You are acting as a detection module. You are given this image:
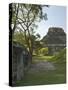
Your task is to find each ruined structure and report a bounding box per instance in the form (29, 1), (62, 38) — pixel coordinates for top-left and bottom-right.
(42, 27), (66, 55)
(12, 41), (30, 85)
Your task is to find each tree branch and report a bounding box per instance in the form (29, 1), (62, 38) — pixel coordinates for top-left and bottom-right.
(17, 20), (26, 31)
(17, 17), (27, 26)
(12, 3), (19, 34)
(16, 26), (23, 32)
(28, 14), (36, 27)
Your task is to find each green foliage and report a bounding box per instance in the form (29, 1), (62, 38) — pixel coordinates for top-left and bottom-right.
(13, 31), (27, 47)
(39, 47), (48, 55)
(11, 3), (48, 60)
(33, 56), (53, 62)
(49, 48), (66, 63)
(34, 41), (43, 55)
(13, 31), (42, 55)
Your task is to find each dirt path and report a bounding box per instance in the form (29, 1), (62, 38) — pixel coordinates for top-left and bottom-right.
(28, 60), (56, 73)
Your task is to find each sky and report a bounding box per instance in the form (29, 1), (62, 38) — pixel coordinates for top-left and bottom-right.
(35, 5), (66, 39)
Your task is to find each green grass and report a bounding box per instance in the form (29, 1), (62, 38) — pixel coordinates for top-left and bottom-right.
(32, 55), (53, 64)
(16, 48), (66, 86)
(49, 48), (66, 63)
(16, 63), (66, 86)
(33, 55), (53, 61)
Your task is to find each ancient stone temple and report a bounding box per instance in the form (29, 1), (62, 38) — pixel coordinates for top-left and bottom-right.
(42, 27), (66, 55)
(12, 41), (30, 85)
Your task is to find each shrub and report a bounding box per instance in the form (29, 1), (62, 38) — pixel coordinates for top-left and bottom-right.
(50, 48), (66, 63)
(39, 47), (48, 56)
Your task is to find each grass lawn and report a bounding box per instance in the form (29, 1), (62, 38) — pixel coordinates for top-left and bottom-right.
(15, 49), (66, 86)
(16, 63), (66, 86)
(32, 55), (53, 62)
(16, 55), (66, 86)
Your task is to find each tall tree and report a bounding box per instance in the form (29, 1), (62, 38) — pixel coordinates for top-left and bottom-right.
(9, 3), (19, 34)
(11, 3), (48, 63)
